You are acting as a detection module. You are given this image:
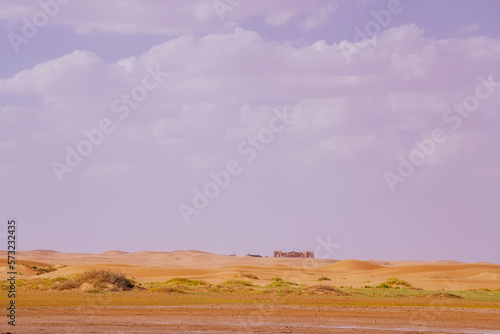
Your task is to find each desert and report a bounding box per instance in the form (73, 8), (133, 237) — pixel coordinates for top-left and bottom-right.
(1, 250), (499, 333)
(3, 1), (500, 333)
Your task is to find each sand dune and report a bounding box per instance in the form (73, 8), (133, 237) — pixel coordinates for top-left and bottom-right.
(7, 249), (336, 268)
(321, 260), (384, 271)
(22, 249), (60, 255)
(367, 263), (500, 278)
(1, 250), (499, 290)
(468, 272), (500, 280)
(0, 258), (52, 267)
(101, 250), (130, 256)
(429, 260), (463, 265)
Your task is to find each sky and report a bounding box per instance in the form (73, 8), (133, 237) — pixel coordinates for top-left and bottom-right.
(1, 0), (499, 263)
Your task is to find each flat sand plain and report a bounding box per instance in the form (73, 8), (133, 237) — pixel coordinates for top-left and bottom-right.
(13, 305), (500, 333)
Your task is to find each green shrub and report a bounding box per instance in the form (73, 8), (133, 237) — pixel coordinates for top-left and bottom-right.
(55, 269), (134, 291)
(241, 273), (259, 280)
(308, 285), (348, 295)
(430, 292), (463, 299)
(277, 287), (295, 295)
(376, 278), (414, 289)
(318, 276), (331, 281)
(386, 278), (412, 287)
(79, 270), (134, 290)
(222, 279), (253, 287)
(149, 285), (185, 293)
(267, 277), (298, 288)
(22, 264), (58, 275)
(165, 278), (207, 286)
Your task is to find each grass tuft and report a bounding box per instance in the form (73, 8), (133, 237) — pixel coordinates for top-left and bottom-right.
(21, 264), (59, 275)
(222, 279), (254, 287)
(430, 291), (463, 299)
(164, 278), (207, 286)
(267, 277), (298, 288)
(56, 269), (135, 292)
(146, 278), (209, 293)
(308, 285), (348, 295)
(241, 273), (259, 280)
(149, 285), (186, 294)
(376, 278), (419, 289)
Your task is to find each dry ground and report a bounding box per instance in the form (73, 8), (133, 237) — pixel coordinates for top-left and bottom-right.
(8, 304), (500, 333)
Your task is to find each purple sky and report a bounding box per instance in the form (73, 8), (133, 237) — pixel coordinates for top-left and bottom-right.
(1, 0), (499, 263)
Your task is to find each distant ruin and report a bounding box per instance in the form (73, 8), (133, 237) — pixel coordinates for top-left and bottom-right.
(273, 251), (314, 258)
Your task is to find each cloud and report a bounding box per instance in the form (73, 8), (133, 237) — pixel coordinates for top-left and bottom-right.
(1, 1), (500, 261)
(455, 22), (480, 36)
(0, 0), (344, 36)
(0, 50), (109, 96)
(295, 131), (399, 163)
(0, 24), (499, 188)
(4, 24), (500, 106)
(265, 11), (296, 26)
(299, 3), (338, 31)
(0, 2), (34, 22)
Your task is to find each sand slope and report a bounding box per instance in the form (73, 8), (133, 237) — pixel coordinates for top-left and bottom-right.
(2, 250), (335, 268)
(320, 260), (384, 271)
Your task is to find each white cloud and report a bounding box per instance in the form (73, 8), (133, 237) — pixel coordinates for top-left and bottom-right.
(1, 1), (500, 260)
(295, 131), (400, 165)
(455, 22), (480, 36)
(299, 3), (337, 31)
(0, 0), (345, 35)
(0, 24), (499, 186)
(265, 11), (296, 26)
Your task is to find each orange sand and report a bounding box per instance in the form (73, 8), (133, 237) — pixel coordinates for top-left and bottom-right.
(1, 250), (499, 290)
